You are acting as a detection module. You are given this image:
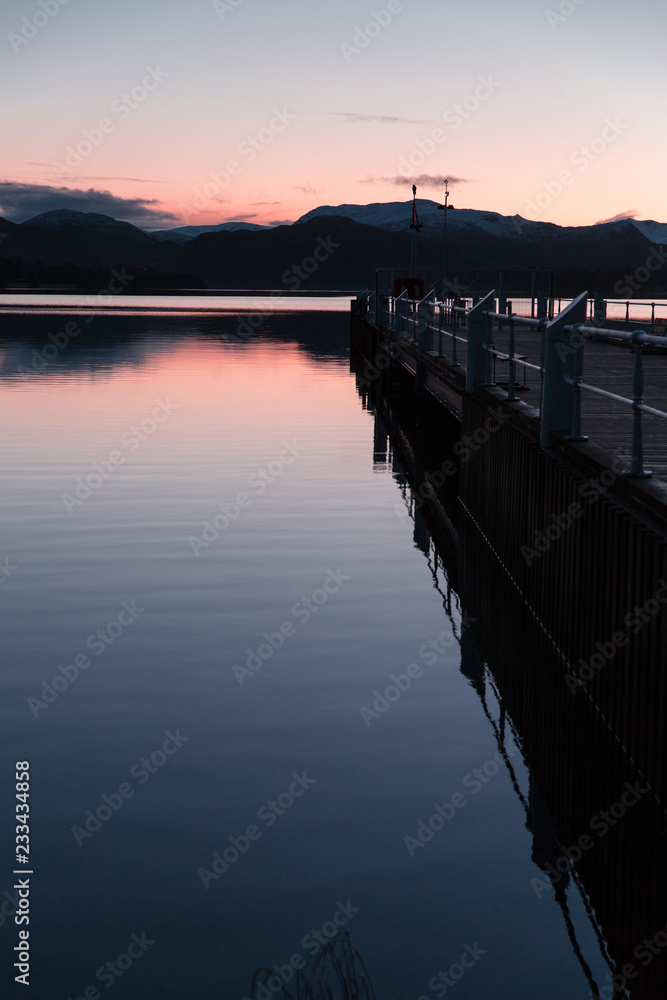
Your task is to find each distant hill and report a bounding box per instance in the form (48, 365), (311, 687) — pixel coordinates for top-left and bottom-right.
(1, 202), (665, 291)
(147, 221), (270, 244)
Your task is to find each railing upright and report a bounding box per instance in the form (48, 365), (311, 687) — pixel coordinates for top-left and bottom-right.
(507, 315), (517, 402)
(540, 291), (588, 449)
(451, 302), (459, 367)
(483, 302), (495, 387)
(626, 331), (652, 478)
(417, 290), (436, 354)
(565, 324), (588, 442)
(466, 291), (496, 393)
(437, 304), (444, 357)
(394, 290), (408, 339)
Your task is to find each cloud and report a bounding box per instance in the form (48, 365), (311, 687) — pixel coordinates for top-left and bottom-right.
(269, 220), (293, 227)
(594, 209), (638, 225)
(75, 176), (169, 184)
(26, 166), (166, 184)
(360, 174), (471, 189)
(251, 200), (280, 206)
(0, 181), (178, 225)
(324, 112), (435, 125)
(294, 184), (322, 195)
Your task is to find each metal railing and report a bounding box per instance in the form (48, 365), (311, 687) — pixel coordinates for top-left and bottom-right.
(358, 288), (667, 478)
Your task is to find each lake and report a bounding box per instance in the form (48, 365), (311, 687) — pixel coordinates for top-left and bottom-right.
(0, 298), (644, 999)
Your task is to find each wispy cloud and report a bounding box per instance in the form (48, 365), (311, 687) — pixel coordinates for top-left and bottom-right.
(270, 220), (293, 227)
(323, 112), (436, 125)
(75, 176), (169, 184)
(293, 184), (322, 196)
(594, 209), (638, 225)
(251, 200), (280, 206)
(0, 181), (178, 225)
(360, 174), (471, 189)
(26, 166), (166, 184)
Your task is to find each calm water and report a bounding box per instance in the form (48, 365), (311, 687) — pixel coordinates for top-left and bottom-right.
(0, 300), (620, 998)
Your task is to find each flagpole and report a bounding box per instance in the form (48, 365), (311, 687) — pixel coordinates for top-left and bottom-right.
(410, 183), (421, 281)
(437, 178), (455, 301)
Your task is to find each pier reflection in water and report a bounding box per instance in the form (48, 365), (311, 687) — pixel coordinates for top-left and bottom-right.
(352, 343), (667, 1000)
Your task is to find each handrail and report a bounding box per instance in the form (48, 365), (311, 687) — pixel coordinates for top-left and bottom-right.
(361, 290), (667, 478)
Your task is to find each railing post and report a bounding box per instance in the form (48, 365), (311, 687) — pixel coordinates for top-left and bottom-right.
(592, 293), (606, 341)
(466, 290), (496, 393)
(483, 310), (494, 386)
(438, 303), (444, 357)
(538, 320), (547, 416)
(507, 315), (518, 402)
(498, 293), (507, 331)
(394, 290), (407, 338)
(624, 331), (652, 478)
(451, 302), (459, 367)
(540, 291), (588, 449)
(537, 291), (547, 323)
(417, 290), (436, 355)
(565, 323), (588, 442)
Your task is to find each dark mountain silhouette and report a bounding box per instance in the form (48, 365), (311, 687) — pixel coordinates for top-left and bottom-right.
(0, 204), (663, 291)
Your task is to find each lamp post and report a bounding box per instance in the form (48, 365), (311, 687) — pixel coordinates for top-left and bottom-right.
(437, 179), (455, 301)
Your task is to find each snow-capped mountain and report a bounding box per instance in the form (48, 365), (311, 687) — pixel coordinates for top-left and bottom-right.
(629, 220), (667, 244)
(296, 200), (667, 247)
(295, 200), (539, 239)
(2, 200), (665, 289)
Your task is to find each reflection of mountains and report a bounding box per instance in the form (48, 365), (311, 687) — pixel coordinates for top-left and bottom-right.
(0, 311), (350, 379)
(352, 347), (667, 1000)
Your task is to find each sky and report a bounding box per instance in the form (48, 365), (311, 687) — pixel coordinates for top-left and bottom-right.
(1, 0), (665, 231)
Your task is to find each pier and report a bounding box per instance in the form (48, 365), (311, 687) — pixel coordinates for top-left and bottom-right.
(350, 309), (667, 998)
(351, 288), (667, 815)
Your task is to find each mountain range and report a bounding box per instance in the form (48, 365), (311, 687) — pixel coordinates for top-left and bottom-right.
(1, 201), (666, 291)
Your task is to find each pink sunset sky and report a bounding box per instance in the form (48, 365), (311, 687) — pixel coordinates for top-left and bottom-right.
(1, 0), (665, 231)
